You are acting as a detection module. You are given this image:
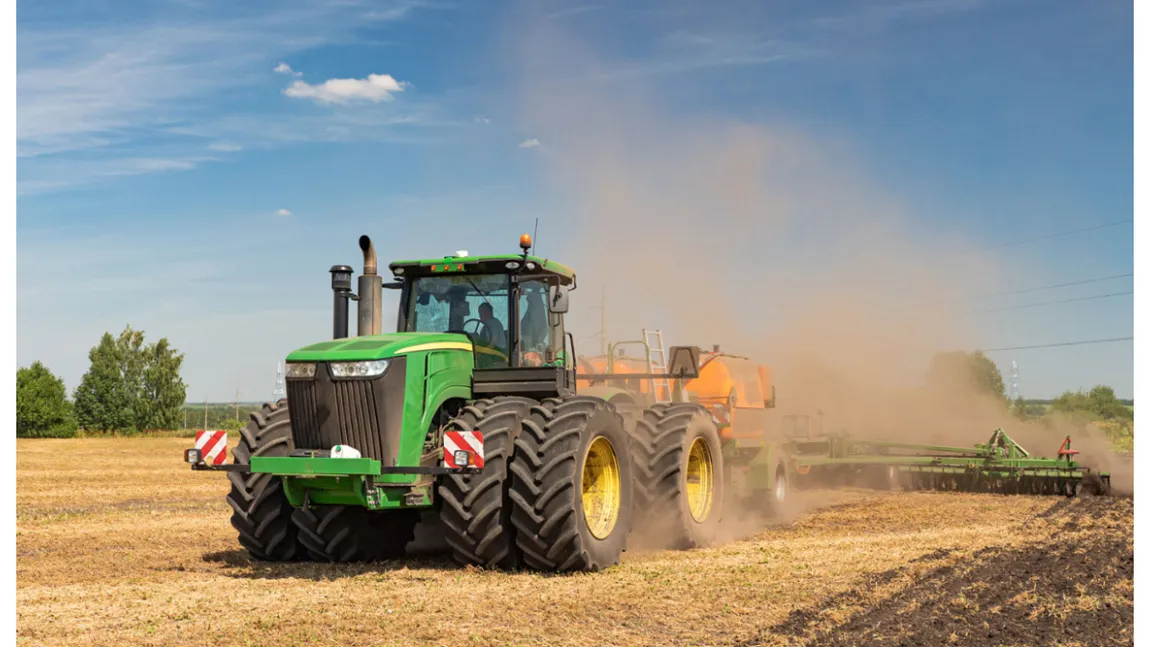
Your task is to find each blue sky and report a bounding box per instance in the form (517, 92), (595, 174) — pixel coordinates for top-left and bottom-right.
(16, 0), (1133, 402)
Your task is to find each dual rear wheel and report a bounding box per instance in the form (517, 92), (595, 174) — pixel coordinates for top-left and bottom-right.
(631, 403), (725, 550)
(508, 396), (634, 571)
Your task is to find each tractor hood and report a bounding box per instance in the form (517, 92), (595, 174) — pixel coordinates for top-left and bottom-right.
(285, 332), (473, 362)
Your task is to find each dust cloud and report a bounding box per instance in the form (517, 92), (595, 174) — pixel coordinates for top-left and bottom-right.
(504, 4), (1130, 509)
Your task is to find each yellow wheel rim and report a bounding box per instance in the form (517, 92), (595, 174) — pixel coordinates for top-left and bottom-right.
(686, 437), (715, 523)
(581, 436), (622, 540)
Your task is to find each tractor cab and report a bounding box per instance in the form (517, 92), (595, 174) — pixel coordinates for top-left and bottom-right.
(388, 235), (578, 399)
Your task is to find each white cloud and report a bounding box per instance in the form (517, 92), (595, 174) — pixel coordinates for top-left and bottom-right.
(474, 115), (491, 125)
(16, 1), (439, 190)
(518, 138), (541, 149)
(276, 208), (293, 217)
(274, 62), (302, 77)
(208, 141), (242, 152)
(283, 73), (407, 105)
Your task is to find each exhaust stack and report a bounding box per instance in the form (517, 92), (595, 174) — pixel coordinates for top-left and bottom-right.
(357, 235), (382, 337)
(330, 265), (354, 339)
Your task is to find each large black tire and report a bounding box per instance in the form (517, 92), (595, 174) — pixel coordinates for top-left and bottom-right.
(438, 396), (535, 569)
(509, 396), (634, 572)
(227, 399), (305, 561)
(632, 403), (725, 550)
(291, 505), (419, 563)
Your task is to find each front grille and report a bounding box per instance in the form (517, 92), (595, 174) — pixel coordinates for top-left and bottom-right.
(286, 380), (321, 449)
(285, 357), (407, 465)
(332, 379), (384, 460)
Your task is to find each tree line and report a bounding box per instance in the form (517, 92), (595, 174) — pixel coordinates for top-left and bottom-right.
(17, 326), (187, 437)
(181, 403), (265, 433)
(17, 337), (1133, 445)
(928, 350), (1133, 451)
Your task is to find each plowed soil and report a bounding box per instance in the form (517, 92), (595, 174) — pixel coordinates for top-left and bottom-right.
(17, 438), (1133, 647)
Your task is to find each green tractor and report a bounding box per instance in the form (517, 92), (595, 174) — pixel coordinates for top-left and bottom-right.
(189, 233), (714, 572)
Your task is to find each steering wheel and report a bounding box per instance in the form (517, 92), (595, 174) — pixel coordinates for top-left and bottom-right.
(462, 318), (489, 343)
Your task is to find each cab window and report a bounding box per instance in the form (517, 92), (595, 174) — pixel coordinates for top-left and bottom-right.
(407, 274), (511, 368)
(518, 279), (565, 367)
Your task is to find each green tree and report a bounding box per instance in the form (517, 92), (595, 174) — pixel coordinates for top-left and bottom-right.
(73, 332), (134, 432)
(73, 325), (188, 433)
(137, 337), (187, 431)
(927, 350), (1006, 402)
(1052, 384), (1132, 421)
(116, 326), (147, 420)
(16, 362), (77, 438)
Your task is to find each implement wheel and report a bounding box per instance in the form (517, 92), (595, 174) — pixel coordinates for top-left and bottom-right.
(632, 404), (725, 549)
(770, 465), (788, 511)
(1083, 473), (1110, 496)
(509, 396), (634, 572)
(438, 396), (535, 569)
(292, 505), (419, 563)
(885, 465), (903, 491)
(227, 399), (306, 561)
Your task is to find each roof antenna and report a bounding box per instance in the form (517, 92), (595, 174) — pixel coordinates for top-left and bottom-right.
(532, 217), (539, 257)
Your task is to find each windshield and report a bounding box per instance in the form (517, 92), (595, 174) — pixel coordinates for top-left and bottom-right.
(407, 274), (511, 367)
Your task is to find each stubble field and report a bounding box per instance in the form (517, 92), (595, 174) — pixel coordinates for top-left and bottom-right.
(17, 438), (1133, 647)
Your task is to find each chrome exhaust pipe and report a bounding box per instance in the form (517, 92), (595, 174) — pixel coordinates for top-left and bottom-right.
(357, 235), (382, 336)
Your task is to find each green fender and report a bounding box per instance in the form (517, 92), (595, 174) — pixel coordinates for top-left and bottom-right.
(419, 386), (471, 432)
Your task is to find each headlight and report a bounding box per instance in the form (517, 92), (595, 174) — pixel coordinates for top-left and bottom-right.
(286, 362), (316, 378)
(330, 359), (390, 378)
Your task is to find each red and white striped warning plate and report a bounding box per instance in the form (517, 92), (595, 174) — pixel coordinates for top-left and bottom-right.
(194, 430), (228, 466)
(707, 405), (731, 427)
(443, 430), (485, 469)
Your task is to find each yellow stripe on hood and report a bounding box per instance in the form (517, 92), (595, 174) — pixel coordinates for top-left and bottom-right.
(395, 341), (475, 354)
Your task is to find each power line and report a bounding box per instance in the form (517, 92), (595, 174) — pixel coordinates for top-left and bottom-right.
(979, 337), (1133, 353)
(979, 290), (1133, 312)
(977, 218), (1132, 252)
(974, 273), (1133, 298)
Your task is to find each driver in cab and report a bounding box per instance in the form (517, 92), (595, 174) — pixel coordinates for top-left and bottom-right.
(476, 302), (507, 353)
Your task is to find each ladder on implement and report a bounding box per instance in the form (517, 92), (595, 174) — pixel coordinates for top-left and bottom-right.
(642, 328), (673, 403)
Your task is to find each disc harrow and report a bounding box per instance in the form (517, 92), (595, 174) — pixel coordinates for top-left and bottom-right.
(798, 429), (1111, 497)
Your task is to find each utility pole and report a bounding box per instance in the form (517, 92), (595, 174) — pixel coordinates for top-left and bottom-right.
(183, 407), (187, 431)
(1011, 359), (1020, 401)
(235, 387), (241, 421)
(203, 397), (208, 430)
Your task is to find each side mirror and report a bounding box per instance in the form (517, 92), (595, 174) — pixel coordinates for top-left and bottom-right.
(765, 385), (776, 409)
(383, 281), (403, 290)
(667, 346), (701, 379)
(548, 284), (570, 314)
